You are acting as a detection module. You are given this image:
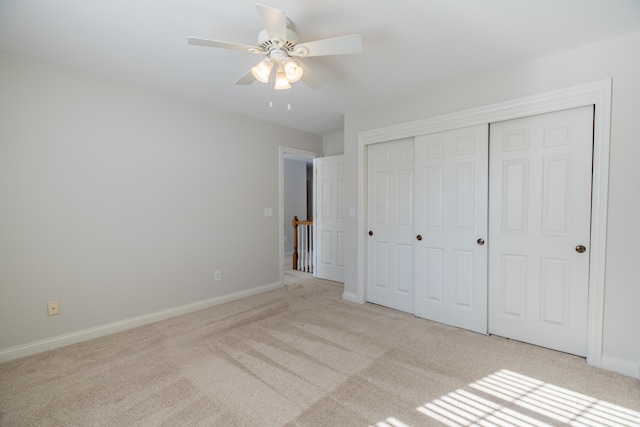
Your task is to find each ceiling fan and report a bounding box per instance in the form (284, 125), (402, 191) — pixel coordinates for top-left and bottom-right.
(187, 3), (362, 90)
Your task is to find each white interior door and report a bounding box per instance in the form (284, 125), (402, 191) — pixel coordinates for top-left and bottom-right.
(314, 155), (345, 282)
(488, 106), (593, 356)
(414, 125), (489, 333)
(367, 138), (414, 313)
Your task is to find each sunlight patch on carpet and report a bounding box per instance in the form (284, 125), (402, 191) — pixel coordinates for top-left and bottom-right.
(417, 369), (640, 426)
(370, 416), (411, 427)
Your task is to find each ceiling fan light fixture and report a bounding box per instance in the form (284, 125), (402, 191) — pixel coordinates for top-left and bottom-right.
(188, 4), (362, 91)
(274, 66), (291, 90)
(283, 58), (303, 83)
(251, 58), (273, 83)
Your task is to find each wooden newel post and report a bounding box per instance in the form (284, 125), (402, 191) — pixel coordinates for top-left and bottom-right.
(292, 216), (299, 270)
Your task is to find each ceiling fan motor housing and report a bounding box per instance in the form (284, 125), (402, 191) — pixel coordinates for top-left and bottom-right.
(257, 27), (298, 54)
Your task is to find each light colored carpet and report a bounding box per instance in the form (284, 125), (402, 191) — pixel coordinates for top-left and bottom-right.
(1, 273), (639, 426)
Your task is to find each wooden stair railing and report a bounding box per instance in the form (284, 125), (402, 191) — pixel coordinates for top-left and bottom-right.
(292, 215), (313, 272)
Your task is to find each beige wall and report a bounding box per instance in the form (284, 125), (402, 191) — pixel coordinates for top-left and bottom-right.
(0, 52), (322, 355)
(343, 30), (640, 378)
(323, 131), (345, 156)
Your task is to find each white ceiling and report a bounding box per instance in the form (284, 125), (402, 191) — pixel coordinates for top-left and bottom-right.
(1, 0), (639, 136)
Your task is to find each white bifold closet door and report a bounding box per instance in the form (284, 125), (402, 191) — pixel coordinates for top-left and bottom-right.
(365, 106), (593, 357)
(413, 125), (489, 334)
(488, 106), (593, 357)
(367, 138), (415, 313)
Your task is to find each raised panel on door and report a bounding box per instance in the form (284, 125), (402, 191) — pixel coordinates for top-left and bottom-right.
(489, 106), (593, 356)
(414, 125), (488, 333)
(367, 139), (415, 313)
(314, 155), (345, 282)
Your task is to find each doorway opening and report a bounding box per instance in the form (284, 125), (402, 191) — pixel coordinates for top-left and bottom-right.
(278, 147), (321, 286)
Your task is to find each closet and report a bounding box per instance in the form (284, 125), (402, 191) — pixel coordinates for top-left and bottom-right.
(366, 106), (593, 356)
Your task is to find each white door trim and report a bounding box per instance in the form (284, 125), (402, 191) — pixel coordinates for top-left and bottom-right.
(279, 146), (322, 287)
(355, 79), (612, 368)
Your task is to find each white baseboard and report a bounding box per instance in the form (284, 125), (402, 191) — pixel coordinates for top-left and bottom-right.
(0, 282), (283, 363)
(598, 356), (640, 379)
(342, 291), (364, 304)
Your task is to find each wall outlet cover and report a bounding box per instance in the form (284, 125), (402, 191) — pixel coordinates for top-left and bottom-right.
(47, 301), (60, 316)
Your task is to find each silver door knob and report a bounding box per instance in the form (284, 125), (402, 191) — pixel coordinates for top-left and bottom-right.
(576, 245), (586, 253)
(477, 238), (485, 246)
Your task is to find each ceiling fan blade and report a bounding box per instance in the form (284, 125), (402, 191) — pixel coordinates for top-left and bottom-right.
(292, 34), (362, 57)
(187, 37), (263, 54)
(235, 70), (257, 85)
(298, 61), (328, 90)
(255, 4), (287, 41)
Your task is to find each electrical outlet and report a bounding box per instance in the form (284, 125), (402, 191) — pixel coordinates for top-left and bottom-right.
(214, 271), (222, 282)
(47, 301), (60, 316)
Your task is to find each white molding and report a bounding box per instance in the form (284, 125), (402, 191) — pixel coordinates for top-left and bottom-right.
(342, 291), (361, 304)
(278, 146), (322, 288)
(356, 79), (612, 370)
(0, 281), (282, 363)
(599, 357), (640, 380)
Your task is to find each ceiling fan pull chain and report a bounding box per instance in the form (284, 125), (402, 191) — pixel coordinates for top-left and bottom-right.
(269, 70), (274, 108)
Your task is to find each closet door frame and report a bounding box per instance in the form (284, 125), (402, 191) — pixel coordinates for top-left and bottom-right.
(352, 79), (612, 369)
